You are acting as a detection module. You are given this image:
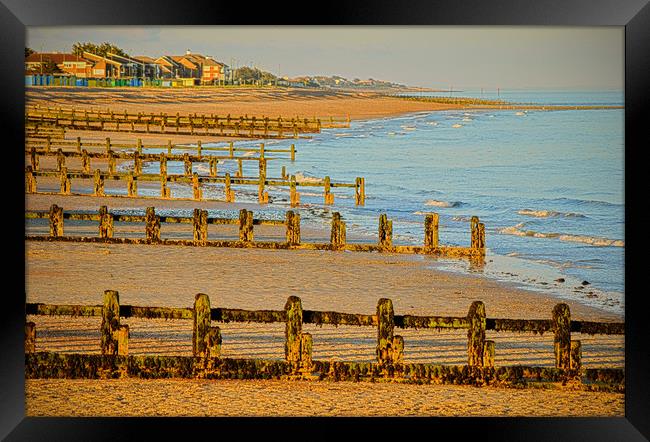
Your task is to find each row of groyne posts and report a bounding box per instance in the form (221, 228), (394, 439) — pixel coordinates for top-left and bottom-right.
(25, 137), (365, 206)
(25, 291), (624, 387)
(26, 104), (351, 139)
(26, 205), (484, 257)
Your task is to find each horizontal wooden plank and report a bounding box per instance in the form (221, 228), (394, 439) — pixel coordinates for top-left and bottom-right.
(24, 352), (624, 391)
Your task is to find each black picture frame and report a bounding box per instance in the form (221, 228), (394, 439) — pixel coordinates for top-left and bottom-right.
(2, 0), (647, 439)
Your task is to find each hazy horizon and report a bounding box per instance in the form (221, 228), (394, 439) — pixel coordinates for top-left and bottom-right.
(27, 26), (624, 90)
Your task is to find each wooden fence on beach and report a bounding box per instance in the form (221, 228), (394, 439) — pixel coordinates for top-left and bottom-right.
(25, 205), (483, 258)
(24, 291), (624, 391)
(25, 105), (351, 139)
(28, 103), (351, 129)
(25, 160), (363, 205)
(26, 137), (297, 161)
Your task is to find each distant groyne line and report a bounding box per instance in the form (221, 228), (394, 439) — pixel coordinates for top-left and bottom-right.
(389, 95), (623, 111)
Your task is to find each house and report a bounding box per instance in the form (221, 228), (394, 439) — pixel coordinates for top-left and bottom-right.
(153, 56), (185, 78)
(81, 52), (123, 78)
(169, 50), (229, 84)
(133, 56), (163, 79)
(25, 52), (93, 77)
(105, 53), (145, 78)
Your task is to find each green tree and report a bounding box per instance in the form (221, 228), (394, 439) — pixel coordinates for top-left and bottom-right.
(72, 42), (129, 58)
(25, 47), (35, 58)
(40, 59), (63, 74)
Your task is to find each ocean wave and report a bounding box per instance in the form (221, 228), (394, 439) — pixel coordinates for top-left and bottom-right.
(425, 200), (463, 208)
(294, 172), (322, 183)
(451, 216), (471, 222)
(452, 124), (463, 128)
(517, 209), (586, 218)
(498, 223), (624, 247)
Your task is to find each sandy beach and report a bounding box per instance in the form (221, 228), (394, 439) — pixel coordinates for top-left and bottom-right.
(24, 87), (625, 417)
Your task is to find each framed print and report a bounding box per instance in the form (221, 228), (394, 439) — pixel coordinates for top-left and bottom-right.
(1, 0), (648, 439)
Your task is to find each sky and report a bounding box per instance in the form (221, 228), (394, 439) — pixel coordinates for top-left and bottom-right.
(27, 26), (624, 90)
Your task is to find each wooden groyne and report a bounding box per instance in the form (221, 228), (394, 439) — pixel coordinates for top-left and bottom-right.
(391, 95), (624, 111)
(26, 137), (297, 161)
(25, 164), (363, 206)
(25, 105), (350, 139)
(24, 292), (624, 391)
(25, 206), (484, 258)
(28, 103), (351, 129)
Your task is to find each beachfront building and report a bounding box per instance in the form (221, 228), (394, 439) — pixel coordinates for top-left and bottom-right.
(153, 56), (185, 79)
(133, 56), (163, 79)
(169, 50), (229, 85)
(25, 52), (94, 77)
(81, 52), (123, 78)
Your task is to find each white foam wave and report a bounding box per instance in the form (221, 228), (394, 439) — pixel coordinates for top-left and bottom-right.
(498, 223), (624, 247)
(452, 124), (462, 128)
(294, 172), (322, 183)
(517, 209), (586, 218)
(425, 199), (462, 208)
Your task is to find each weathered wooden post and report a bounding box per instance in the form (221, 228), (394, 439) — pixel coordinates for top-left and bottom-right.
(392, 335), (404, 364)
(281, 166), (287, 180)
(300, 333), (313, 374)
(206, 326), (222, 358)
(424, 213), (440, 250)
(330, 212), (347, 250)
(193, 293), (211, 357)
(570, 340), (582, 371)
(25, 166), (37, 194)
(467, 301), (486, 367)
(378, 214), (393, 249)
(145, 206), (161, 242)
(127, 173), (137, 197)
(116, 325), (129, 356)
(229, 141), (234, 158)
(553, 303), (571, 370)
(99, 205), (114, 239)
(258, 159), (268, 204)
(285, 296), (303, 370)
(192, 173), (202, 200)
(25, 322), (36, 353)
(101, 290), (120, 356)
(290, 175), (300, 207)
(184, 153), (192, 176)
(105, 137), (111, 154)
(323, 176), (334, 204)
(137, 138), (143, 155)
(483, 340), (495, 368)
(30, 147), (39, 171)
(93, 169), (105, 196)
(193, 208), (208, 245)
(376, 298), (395, 366)
(56, 148), (66, 172)
(355, 177), (366, 206)
(81, 149), (91, 174)
(197, 140), (202, 159)
(225, 173), (235, 202)
(471, 216), (480, 249)
(285, 211), (301, 245)
(133, 152), (142, 176)
(239, 209), (254, 242)
(107, 150), (116, 175)
(259, 142), (265, 159)
(167, 140), (173, 155)
(45, 135), (51, 152)
(59, 167), (71, 195)
(209, 157), (218, 177)
(159, 153), (167, 177)
(290, 143), (295, 162)
(478, 222), (486, 251)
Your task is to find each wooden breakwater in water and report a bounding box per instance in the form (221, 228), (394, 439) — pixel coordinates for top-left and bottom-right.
(25, 161), (363, 205)
(26, 137), (297, 161)
(24, 291), (624, 391)
(390, 95), (623, 111)
(25, 206), (483, 258)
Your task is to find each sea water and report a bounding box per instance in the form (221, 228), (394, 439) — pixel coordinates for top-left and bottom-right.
(147, 90), (624, 316)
